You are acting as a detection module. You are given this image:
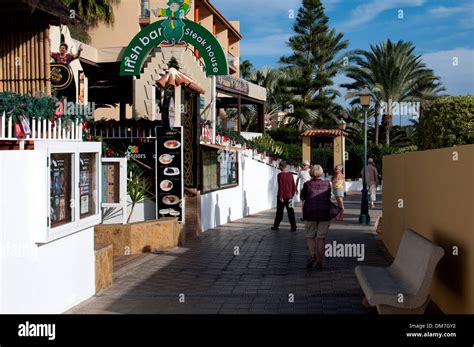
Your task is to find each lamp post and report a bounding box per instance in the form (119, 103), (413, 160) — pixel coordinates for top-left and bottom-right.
(358, 87), (372, 225)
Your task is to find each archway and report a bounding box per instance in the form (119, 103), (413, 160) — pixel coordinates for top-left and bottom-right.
(301, 128), (348, 175)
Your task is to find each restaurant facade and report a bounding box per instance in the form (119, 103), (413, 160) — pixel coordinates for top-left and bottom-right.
(64, 0), (268, 235)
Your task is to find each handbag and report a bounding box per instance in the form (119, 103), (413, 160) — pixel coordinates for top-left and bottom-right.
(330, 202), (343, 220)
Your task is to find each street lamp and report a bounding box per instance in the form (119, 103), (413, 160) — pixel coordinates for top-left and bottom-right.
(358, 87), (372, 225)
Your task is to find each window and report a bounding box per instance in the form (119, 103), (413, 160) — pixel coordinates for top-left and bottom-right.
(102, 162), (121, 204)
(240, 100), (263, 133)
(219, 151), (237, 186)
(202, 147), (238, 193)
(101, 158), (128, 224)
(217, 106), (239, 132)
(50, 153), (74, 228)
(79, 153), (98, 218)
(202, 149), (219, 191)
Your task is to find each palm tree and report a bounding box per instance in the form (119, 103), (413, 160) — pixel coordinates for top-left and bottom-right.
(62, 0), (120, 25)
(240, 60), (254, 80)
(249, 67), (286, 129)
(342, 40), (444, 145)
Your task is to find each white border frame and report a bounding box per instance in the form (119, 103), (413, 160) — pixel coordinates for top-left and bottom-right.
(101, 157), (127, 224)
(34, 141), (102, 243)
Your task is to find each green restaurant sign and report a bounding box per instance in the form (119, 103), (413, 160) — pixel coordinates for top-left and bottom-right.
(120, 19), (228, 77)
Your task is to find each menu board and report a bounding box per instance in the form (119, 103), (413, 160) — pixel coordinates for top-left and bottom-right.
(79, 153), (96, 218)
(50, 153), (72, 228)
(155, 126), (183, 222)
(102, 162), (120, 204)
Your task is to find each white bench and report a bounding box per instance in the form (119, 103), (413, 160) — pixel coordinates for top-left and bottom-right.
(355, 229), (445, 314)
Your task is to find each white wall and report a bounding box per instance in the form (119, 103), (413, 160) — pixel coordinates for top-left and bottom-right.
(201, 154), (297, 231)
(0, 151), (95, 313)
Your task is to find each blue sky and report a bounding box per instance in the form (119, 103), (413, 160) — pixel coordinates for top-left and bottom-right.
(213, 0), (474, 100)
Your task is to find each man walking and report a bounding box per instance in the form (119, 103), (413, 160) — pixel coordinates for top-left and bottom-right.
(362, 158), (379, 208)
(272, 161), (297, 232)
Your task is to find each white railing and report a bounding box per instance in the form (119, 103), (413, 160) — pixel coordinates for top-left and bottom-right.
(213, 133), (300, 173)
(93, 125), (155, 139)
(0, 112), (83, 141)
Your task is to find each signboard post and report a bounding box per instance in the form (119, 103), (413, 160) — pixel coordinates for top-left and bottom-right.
(155, 126), (184, 223)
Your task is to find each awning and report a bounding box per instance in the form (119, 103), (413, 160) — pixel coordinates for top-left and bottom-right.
(79, 57), (101, 68)
(156, 67), (205, 94)
(200, 143), (241, 152)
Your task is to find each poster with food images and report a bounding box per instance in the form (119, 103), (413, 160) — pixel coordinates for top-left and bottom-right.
(155, 126), (184, 223)
(50, 155), (69, 227)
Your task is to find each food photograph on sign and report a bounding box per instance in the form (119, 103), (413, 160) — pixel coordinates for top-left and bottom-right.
(160, 180), (173, 192)
(159, 154), (174, 164)
(164, 140), (181, 149)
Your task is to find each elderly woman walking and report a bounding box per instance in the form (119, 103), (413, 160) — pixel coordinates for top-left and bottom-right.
(300, 165), (331, 270)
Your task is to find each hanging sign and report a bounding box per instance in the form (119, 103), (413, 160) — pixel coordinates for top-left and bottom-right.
(50, 63), (72, 90)
(216, 75), (249, 95)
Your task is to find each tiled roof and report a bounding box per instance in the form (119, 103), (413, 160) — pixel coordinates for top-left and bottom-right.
(301, 129), (348, 138)
(156, 68), (206, 94)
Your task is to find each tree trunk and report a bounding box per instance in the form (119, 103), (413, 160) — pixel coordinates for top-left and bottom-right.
(382, 112), (392, 145)
(385, 113), (392, 145)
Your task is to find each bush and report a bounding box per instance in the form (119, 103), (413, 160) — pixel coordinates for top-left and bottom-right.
(395, 145), (418, 153)
(266, 127), (300, 144)
(312, 147), (333, 174)
(278, 142), (302, 163)
(345, 144), (397, 179)
(417, 96), (474, 150)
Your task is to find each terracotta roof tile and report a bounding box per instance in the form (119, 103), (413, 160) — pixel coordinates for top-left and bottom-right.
(301, 129), (348, 138)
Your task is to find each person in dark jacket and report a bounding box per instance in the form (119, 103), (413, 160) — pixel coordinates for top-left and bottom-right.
(300, 165), (331, 269)
(271, 161), (297, 232)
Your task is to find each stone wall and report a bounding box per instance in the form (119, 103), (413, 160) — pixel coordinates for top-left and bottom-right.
(95, 218), (183, 256)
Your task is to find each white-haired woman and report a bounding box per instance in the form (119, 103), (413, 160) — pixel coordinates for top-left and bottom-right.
(300, 165), (331, 270)
(296, 160), (311, 221)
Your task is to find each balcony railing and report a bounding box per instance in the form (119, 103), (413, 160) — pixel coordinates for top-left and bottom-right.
(227, 52), (238, 71)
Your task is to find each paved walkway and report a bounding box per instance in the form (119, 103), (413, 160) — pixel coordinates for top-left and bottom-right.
(69, 193), (389, 314)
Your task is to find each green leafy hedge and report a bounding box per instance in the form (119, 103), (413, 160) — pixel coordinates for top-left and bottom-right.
(0, 92), (91, 123)
(418, 96), (474, 150)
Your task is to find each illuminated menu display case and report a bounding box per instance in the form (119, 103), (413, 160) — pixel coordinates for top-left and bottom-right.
(33, 141), (102, 243)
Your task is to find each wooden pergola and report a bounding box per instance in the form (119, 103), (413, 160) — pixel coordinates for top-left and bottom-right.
(301, 128), (348, 172)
